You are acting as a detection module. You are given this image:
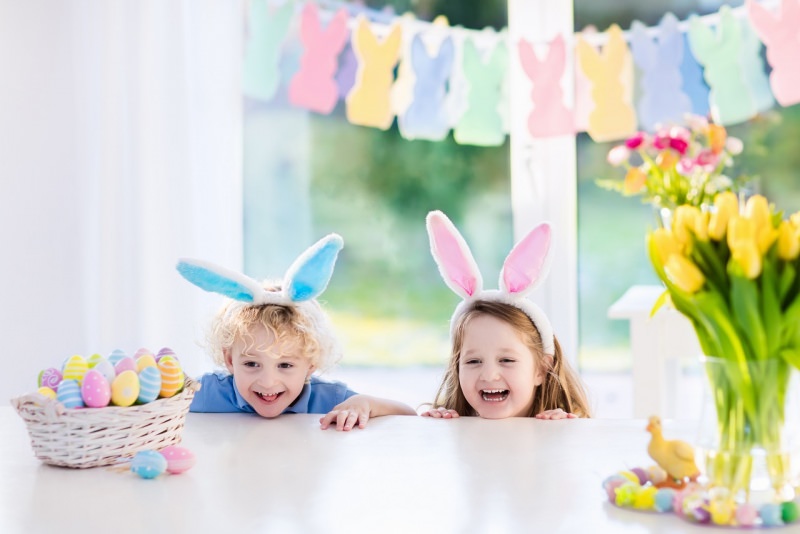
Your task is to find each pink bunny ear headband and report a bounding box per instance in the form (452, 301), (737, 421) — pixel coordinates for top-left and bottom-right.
(426, 211), (555, 355)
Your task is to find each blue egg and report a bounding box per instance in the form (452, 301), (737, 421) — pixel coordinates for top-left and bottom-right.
(56, 379), (84, 408)
(108, 349), (127, 366)
(760, 503), (784, 526)
(654, 488), (675, 512)
(131, 450), (167, 479)
(137, 366), (162, 404)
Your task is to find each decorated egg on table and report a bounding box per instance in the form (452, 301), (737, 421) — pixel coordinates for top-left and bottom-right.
(158, 359), (183, 398)
(133, 348), (153, 360)
(87, 353), (104, 368)
(654, 488), (675, 512)
(38, 367), (62, 391)
(760, 503), (784, 526)
(735, 503), (758, 527)
(56, 379), (84, 408)
(111, 370), (140, 407)
(36, 386), (57, 400)
(159, 446), (195, 474)
(62, 355), (89, 384)
(108, 349), (127, 366)
(137, 366), (162, 404)
(93, 359), (116, 384)
(114, 356), (137, 376)
(130, 450), (167, 479)
(156, 347), (176, 363)
(135, 354), (158, 373)
(81, 369), (111, 408)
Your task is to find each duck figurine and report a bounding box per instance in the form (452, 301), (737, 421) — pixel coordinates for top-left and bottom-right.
(646, 415), (700, 487)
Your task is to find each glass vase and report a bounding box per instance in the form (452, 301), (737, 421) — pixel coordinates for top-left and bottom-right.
(695, 356), (800, 506)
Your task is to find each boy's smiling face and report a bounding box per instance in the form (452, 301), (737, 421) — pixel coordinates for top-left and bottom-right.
(225, 324), (314, 418)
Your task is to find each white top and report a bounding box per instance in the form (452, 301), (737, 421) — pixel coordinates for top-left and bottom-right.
(2, 409), (712, 533)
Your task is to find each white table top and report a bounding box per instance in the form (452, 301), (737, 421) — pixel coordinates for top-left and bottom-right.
(2, 409), (715, 533)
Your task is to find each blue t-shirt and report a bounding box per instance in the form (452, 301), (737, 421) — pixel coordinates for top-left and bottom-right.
(189, 371), (358, 414)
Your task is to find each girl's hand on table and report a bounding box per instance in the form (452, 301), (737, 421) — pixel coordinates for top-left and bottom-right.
(419, 407), (460, 419)
(535, 408), (577, 420)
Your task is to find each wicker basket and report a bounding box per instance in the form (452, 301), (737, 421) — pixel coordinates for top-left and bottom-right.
(11, 377), (200, 468)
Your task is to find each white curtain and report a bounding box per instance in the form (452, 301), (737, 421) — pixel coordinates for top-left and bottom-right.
(0, 0), (243, 400)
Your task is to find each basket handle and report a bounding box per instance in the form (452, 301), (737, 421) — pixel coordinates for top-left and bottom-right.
(10, 393), (66, 420)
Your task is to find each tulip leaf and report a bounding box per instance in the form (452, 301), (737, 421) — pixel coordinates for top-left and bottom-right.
(780, 348), (800, 371)
(761, 259), (781, 357)
(729, 269), (768, 360)
(779, 263), (796, 305)
(649, 289), (670, 318)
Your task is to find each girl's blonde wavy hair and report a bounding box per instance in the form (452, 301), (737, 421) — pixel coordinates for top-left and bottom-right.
(205, 281), (342, 372)
(432, 300), (592, 418)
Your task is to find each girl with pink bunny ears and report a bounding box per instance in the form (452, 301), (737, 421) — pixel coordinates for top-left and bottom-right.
(421, 211), (591, 420)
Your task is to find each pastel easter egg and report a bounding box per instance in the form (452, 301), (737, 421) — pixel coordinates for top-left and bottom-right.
(653, 488), (675, 512)
(602, 475), (626, 502)
(133, 348), (153, 360)
(614, 481), (639, 507)
(629, 467), (648, 485)
(617, 470), (640, 485)
(135, 354), (158, 373)
(81, 369), (111, 408)
(114, 356), (137, 376)
(130, 450), (167, 479)
(108, 349), (127, 366)
(633, 485), (657, 510)
(735, 503), (758, 527)
(159, 446), (195, 474)
(111, 370), (140, 407)
(36, 386), (57, 400)
(156, 347), (175, 362)
(646, 465), (667, 485)
(137, 366), (162, 404)
(761, 503), (784, 526)
(87, 353), (104, 368)
(94, 360), (116, 384)
(38, 367), (62, 391)
(157, 359), (183, 398)
(709, 496), (735, 526)
(62, 355), (89, 384)
(56, 379), (84, 408)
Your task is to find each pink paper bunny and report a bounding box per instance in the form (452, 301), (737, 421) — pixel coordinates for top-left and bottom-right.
(518, 34), (575, 138)
(288, 4), (350, 114)
(746, 0), (800, 107)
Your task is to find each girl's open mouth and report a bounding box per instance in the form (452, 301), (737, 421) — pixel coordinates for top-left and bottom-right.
(255, 391), (283, 403)
(481, 389), (509, 402)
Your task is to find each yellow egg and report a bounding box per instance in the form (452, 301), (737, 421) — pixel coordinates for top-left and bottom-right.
(158, 359), (183, 398)
(37, 386), (57, 400)
(136, 354), (158, 372)
(111, 370), (140, 407)
(87, 353), (104, 368)
(62, 355), (89, 384)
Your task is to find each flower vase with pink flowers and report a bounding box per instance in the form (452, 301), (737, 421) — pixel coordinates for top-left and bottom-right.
(597, 115), (748, 220)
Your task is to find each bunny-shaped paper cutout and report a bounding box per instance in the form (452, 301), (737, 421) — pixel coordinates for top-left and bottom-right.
(453, 37), (508, 147)
(398, 34), (455, 141)
(739, 15), (775, 112)
(746, 0), (800, 107)
(242, 0), (295, 102)
(518, 34), (575, 138)
(177, 234), (344, 305)
(680, 32), (711, 116)
(576, 25), (637, 142)
(630, 14), (692, 131)
(288, 4), (350, 114)
(336, 40), (359, 100)
(426, 210), (555, 355)
(688, 6), (756, 125)
(346, 17), (403, 130)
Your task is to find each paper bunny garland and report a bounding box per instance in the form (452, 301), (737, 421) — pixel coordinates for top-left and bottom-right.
(177, 234), (344, 306)
(426, 211), (555, 355)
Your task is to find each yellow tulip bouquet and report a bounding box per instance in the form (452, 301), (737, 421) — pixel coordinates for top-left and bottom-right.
(648, 192), (800, 501)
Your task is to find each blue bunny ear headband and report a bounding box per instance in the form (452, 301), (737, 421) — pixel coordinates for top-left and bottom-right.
(176, 234), (344, 306)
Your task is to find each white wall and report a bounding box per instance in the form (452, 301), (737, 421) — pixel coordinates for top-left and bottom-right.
(0, 0), (243, 401)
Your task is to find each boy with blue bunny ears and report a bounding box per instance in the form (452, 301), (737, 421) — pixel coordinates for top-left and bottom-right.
(178, 234), (415, 430)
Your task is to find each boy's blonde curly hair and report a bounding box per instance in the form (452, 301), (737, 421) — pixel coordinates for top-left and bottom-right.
(205, 280), (342, 372)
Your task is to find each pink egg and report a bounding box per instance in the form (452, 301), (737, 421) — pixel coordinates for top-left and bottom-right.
(114, 356), (137, 375)
(736, 503), (758, 527)
(159, 446), (195, 474)
(133, 347), (153, 359)
(80, 369), (111, 408)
